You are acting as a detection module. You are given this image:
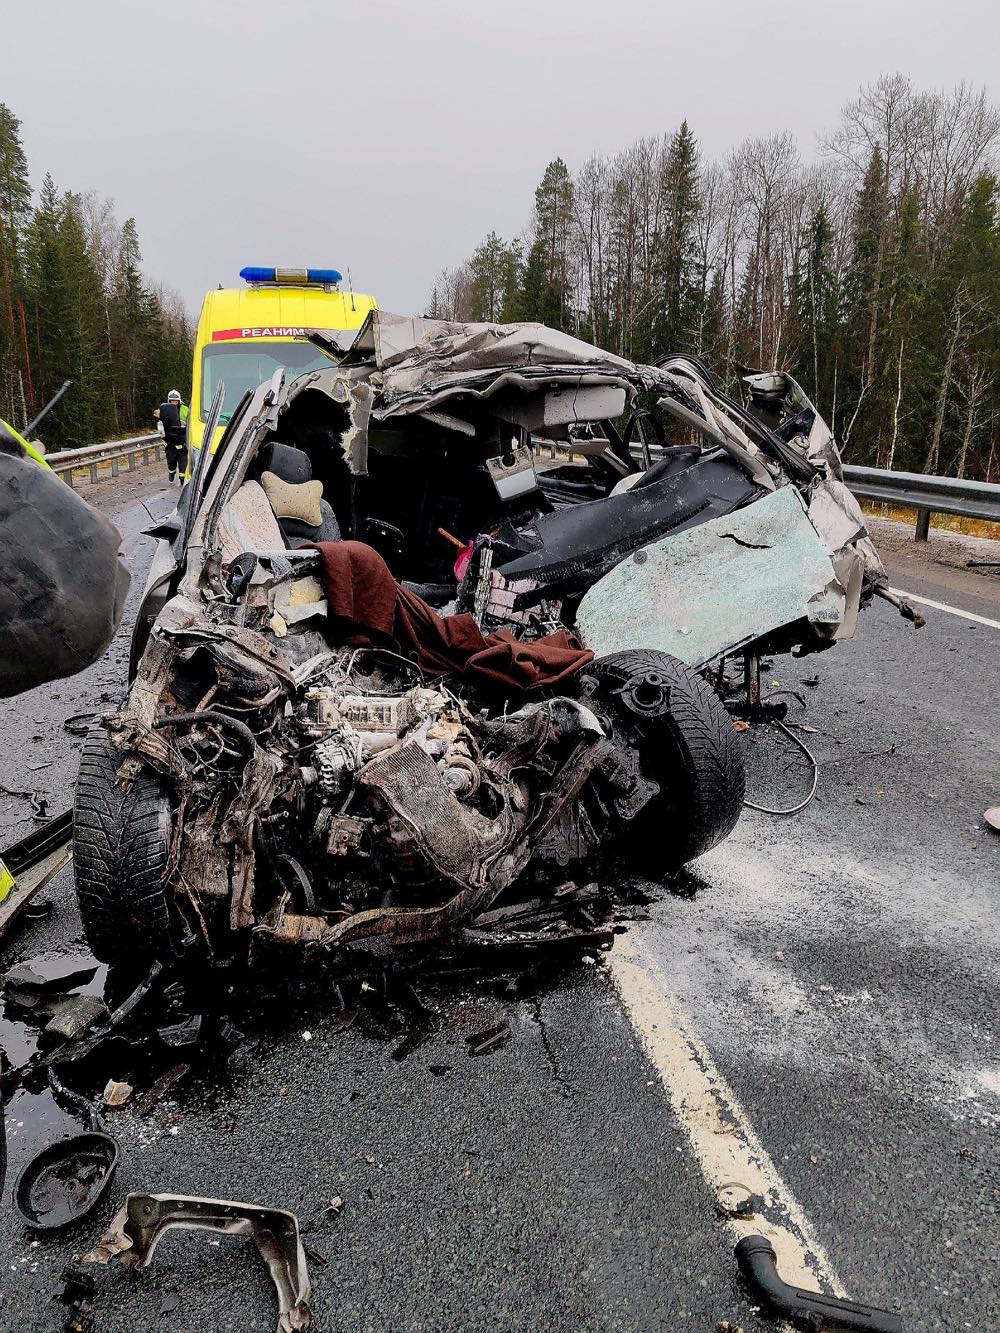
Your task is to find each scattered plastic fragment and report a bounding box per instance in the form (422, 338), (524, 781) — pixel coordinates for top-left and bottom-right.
(157, 1014), (203, 1049)
(51, 1263), (95, 1333)
(63, 713), (98, 736)
(16, 1071), (118, 1231)
(44, 996), (109, 1040)
(715, 1182), (754, 1217)
(102, 1080), (134, 1108)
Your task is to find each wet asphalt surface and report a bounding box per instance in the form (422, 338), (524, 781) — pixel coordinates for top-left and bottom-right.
(1, 467), (998, 1332)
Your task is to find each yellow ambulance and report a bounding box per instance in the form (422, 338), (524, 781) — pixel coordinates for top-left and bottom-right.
(189, 266), (378, 456)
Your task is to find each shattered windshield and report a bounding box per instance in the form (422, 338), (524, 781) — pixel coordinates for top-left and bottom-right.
(200, 341), (338, 422)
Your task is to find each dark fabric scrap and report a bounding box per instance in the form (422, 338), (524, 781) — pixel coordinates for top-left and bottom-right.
(311, 540), (591, 691)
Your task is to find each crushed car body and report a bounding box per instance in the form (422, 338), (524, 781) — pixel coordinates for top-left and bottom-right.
(72, 312), (917, 974)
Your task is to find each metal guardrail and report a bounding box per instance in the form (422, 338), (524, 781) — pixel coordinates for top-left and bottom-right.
(46, 433), (163, 486)
(841, 465), (1000, 540)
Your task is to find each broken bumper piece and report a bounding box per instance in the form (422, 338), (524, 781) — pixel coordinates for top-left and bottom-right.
(84, 1192), (311, 1332)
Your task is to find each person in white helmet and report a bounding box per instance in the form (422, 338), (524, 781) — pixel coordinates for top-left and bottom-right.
(153, 388), (190, 482)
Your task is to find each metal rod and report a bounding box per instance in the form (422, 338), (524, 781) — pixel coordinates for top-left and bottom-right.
(20, 379), (71, 438)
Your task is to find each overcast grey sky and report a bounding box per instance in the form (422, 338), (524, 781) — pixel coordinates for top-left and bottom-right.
(5, 0), (1000, 318)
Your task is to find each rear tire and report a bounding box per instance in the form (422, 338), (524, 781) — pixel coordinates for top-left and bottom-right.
(73, 732), (174, 968)
(593, 649), (745, 866)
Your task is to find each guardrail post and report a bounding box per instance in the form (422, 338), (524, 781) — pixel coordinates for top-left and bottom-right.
(127, 451), (136, 472)
(89, 462), (98, 484)
(915, 508), (930, 542)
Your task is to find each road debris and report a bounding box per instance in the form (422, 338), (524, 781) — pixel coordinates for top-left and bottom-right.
(15, 1070), (118, 1230)
(714, 1182), (755, 1217)
(734, 1234), (903, 1332)
(0, 810), (73, 937)
(84, 1192), (312, 1333)
(102, 1079), (134, 1108)
(44, 995), (109, 1040)
(985, 805), (1000, 832)
(157, 1014), (203, 1049)
(3, 958), (108, 1041)
(63, 713), (98, 736)
(3, 954), (99, 994)
(15, 1129), (119, 1230)
(0, 782), (49, 818)
(51, 1263), (96, 1333)
(466, 1021), (511, 1057)
(134, 1063), (190, 1117)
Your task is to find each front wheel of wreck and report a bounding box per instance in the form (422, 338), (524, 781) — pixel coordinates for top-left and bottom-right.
(73, 731), (174, 969)
(592, 650), (745, 868)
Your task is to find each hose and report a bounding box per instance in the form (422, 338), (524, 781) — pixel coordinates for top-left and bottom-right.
(735, 1235), (903, 1331)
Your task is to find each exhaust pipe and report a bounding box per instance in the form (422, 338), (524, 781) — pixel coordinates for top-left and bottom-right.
(735, 1235), (903, 1331)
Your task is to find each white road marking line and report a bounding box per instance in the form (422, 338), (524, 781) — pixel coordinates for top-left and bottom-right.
(608, 933), (846, 1298)
(890, 586), (1000, 630)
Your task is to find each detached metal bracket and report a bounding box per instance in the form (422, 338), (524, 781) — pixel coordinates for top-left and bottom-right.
(735, 1235), (903, 1331)
(84, 1192), (311, 1332)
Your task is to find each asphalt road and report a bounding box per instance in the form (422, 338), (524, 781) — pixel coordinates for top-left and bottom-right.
(1, 469), (998, 1332)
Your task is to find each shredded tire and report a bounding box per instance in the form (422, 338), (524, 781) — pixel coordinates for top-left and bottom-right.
(593, 649), (745, 866)
(72, 731), (173, 968)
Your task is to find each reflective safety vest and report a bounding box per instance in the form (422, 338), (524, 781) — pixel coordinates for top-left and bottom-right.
(0, 418), (50, 469)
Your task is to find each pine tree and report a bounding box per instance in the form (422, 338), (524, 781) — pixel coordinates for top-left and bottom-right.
(651, 120), (700, 356)
(844, 148), (889, 380)
(519, 159), (574, 329)
(111, 217), (158, 427)
(468, 232), (522, 323)
(25, 179), (112, 447)
(0, 103), (34, 423)
(920, 172), (1000, 473)
(793, 203), (839, 410)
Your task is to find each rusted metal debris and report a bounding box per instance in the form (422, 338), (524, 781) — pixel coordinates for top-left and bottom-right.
(84, 1192), (312, 1333)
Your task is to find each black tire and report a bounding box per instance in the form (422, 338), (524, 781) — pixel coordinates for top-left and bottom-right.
(73, 732), (174, 968)
(593, 649), (745, 866)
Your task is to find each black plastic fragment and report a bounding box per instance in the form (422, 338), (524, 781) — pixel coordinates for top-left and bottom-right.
(735, 1234), (903, 1331)
(15, 1131), (119, 1231)
(157, 1014), (204, 1049)
(52, 1262), (96, 1333)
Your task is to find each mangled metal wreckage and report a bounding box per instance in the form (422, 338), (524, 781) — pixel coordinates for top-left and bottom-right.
(72, 313), (917, 972)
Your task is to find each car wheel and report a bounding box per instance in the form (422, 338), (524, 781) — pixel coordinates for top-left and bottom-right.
(73, 731), (174, 968)
(592, 649), (745, 866)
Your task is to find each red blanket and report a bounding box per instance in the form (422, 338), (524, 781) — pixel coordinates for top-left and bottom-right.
(311, 540), (592, 691)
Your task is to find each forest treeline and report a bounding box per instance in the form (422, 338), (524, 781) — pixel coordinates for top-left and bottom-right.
(429, 75), (1000, 481)
(0, 103), (192, 450)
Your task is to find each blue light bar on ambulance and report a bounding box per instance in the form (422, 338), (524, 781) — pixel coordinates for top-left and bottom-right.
(239, 266), (343, 285)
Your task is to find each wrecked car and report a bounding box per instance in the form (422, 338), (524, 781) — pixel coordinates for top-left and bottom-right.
(71, 313), (914, 972)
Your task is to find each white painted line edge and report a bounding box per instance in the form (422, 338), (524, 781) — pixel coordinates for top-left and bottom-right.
(608, 933), (846, 1298)
(890, 586), (1000, 630)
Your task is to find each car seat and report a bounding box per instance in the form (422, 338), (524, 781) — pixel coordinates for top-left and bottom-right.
(261, 441), (341, 547)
